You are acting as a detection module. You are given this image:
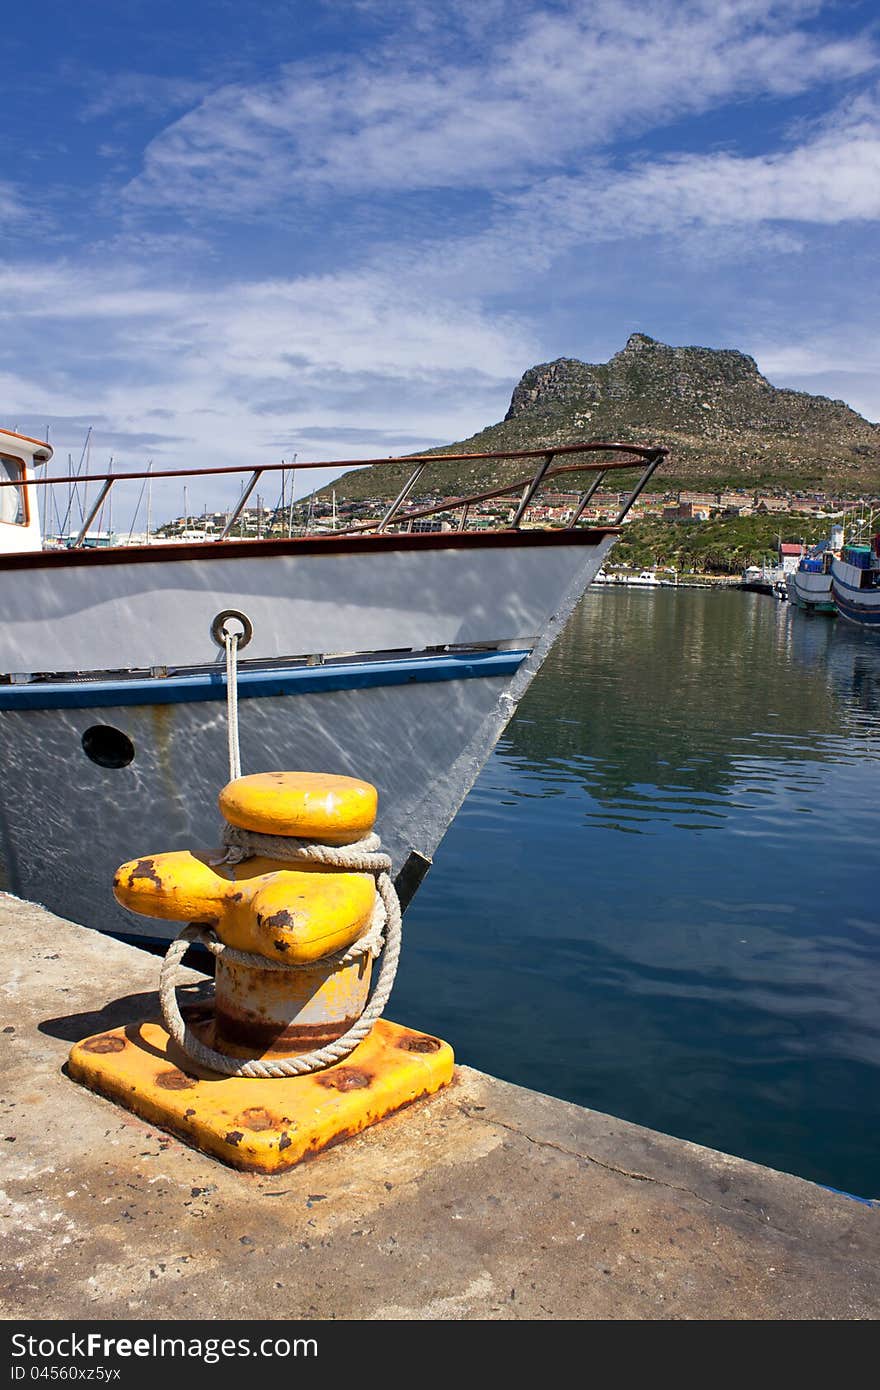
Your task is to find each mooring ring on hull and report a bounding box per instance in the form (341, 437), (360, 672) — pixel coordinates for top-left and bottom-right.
(210, 608), (254, 651)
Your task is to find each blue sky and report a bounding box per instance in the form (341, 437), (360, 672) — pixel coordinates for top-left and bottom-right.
(2, 0), (879, 510)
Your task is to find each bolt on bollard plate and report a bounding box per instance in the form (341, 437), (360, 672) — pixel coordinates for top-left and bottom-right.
(69, 1016), (454, 1173)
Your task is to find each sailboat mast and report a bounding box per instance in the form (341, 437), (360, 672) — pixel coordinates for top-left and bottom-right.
(288, 454), (297, 537)
(106, 457), (113, 540)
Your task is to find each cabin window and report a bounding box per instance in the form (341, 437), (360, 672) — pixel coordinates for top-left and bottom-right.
(0, 455), (25, 526)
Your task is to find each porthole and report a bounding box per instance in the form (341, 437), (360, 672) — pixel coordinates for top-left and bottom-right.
(82, 725), (135, 769)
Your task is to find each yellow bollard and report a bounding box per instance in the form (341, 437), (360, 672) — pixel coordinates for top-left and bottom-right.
(68, 772), (453, 1172)
(112, 846), (377, 1054)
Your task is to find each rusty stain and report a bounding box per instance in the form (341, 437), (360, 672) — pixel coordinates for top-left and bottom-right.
(397, 1035), (442, 1053)
(68, 1015), (453, 1173)
(308, 1125), (357, 1153)
(239, 1106), (277, 1132)
(214, 1006), (359, 1053)
(259, 908), (295, 931)
(82, 1034), (126, 1054)
(316, 1067), (371, 1092)
(126, 857), (164, 889)
(155, 1068), (196, 1091)
(229, 892), (244, 903)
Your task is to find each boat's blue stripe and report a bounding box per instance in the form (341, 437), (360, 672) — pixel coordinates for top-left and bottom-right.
(832, 589), (880, 625)
(830, 568), (880, 596)
(0, 648), (530, 711)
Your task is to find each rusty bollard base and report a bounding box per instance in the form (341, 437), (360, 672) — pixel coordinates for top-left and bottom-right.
(68, 1017), (454, 1174)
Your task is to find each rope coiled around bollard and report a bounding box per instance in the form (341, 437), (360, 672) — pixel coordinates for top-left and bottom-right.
(159, 829), (402, 1078)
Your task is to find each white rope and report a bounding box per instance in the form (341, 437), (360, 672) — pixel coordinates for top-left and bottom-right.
(224, 630), (241, 782)
(219, 825), (385, 869)
(159, 832), (403, 1078)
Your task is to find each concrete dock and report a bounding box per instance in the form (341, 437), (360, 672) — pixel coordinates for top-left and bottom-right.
(2, 892), (878, 1320)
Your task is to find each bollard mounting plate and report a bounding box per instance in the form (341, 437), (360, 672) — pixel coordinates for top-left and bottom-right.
(68, 1017), (454, 1173)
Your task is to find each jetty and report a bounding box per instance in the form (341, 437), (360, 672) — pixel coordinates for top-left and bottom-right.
(2, 892), (877, 1320)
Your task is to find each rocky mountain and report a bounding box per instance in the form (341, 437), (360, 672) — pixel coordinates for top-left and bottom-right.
(326, 333), (880, 502)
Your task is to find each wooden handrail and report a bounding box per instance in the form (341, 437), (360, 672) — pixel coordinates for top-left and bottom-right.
(0, 440), (666, 489)
(5, 438), (667, 548)
(331, 453), (665, 536)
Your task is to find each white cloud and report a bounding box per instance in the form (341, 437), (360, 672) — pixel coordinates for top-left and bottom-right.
(524, 127), (880, 238)
(754, 339), (880, 422)
(0, 257), (537, 500)
(756, 334), (880, 384)
(78, 73), (208, 122)
(0, 181), (28, 225)
(0, 262), (532, 380)
(125, 0), (878, 210)
(382, 88), (880, 301)
(4, 0), (878, 517)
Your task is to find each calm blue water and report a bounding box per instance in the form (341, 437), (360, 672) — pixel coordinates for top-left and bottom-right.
(395, 588), (880, 1197)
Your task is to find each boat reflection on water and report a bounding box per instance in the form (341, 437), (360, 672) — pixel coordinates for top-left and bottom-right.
(396, 586), (880, 1198)
(787, 604), (880, 736)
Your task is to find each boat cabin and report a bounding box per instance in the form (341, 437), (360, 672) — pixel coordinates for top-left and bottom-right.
(0, 429), (52, 554)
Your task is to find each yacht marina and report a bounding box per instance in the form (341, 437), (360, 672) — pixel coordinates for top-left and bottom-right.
(2, 428), (878, 1324)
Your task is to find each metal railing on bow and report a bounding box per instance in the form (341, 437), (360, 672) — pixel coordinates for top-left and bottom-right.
(1, 440), (667, 547)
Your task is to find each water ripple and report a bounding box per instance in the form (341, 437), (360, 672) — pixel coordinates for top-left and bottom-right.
(398, 589), (880, 1196)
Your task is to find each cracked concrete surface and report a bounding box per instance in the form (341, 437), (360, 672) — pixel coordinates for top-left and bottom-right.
(1, 892), (878, 1320)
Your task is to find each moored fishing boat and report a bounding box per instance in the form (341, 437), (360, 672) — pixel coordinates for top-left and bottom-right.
(786, 526), (842, 613)
(831, 531), (880, 629)
(0, 428), (666, 947)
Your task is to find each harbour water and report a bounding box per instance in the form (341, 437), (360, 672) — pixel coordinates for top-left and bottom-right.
(397, 588), (880, 1198)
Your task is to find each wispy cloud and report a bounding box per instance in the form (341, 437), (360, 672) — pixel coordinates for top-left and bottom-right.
(78, 72), (208, 122)
(268, 425), (447, 446)
(758, 342), (880, 378)
(126, 0), (878, 211)
(517, 116), (880, 240)
(0, 180), (28, 225)
(11, 420), (188, 453)
(378, 83), (880, 302)
(755, 336), (880, 422)
(0, 256), (537, 481)
(3, 0), (879, 499)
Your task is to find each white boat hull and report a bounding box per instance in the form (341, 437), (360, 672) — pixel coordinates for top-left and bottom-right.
(786, 569), (835, 612)
(0, 533), (609, 674)
(0, 664), (515, 943)
(0, 531), (617, 943)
